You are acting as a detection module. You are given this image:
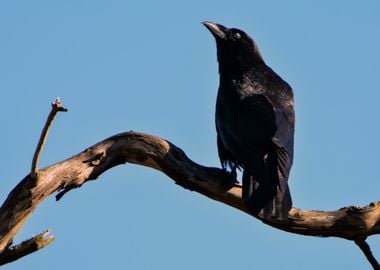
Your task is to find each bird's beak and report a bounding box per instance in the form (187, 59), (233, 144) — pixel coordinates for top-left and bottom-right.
(203, 21), (227, 39)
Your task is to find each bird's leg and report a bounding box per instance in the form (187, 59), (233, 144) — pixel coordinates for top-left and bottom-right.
(229, 164), (238, 181)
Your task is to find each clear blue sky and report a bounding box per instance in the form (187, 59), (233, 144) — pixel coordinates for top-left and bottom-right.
(1, 1), (379, 269)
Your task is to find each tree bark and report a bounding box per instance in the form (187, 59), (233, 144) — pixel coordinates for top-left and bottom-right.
(0, 131), (379, 267)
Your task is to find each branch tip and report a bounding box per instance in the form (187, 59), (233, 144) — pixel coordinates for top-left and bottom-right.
(52, 97), (68, 112)
(0, 230), (55, 266)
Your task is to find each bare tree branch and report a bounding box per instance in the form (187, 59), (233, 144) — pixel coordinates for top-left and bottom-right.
(0, 230), (54, 266)
(355, 237), (380, 270)
(31, 98), (67, 179)
(0, 127), (379, 267)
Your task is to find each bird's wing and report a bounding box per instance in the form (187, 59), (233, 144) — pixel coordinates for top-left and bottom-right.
(217, 132), (235, 170)
(272, 100), (294, 147)
(271, 98), (295, 180)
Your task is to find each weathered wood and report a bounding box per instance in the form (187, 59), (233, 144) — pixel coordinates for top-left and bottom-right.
(0, 131), (379, 266)
(0, 230), (54, 266)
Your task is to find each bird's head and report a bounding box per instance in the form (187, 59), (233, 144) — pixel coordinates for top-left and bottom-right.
(203, 21), (264, 75)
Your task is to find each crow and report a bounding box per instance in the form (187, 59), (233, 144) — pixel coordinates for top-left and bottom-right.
(203, 21), (295, 219)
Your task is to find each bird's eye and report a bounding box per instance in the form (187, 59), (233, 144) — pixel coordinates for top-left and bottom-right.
(233, 32), (241, 39)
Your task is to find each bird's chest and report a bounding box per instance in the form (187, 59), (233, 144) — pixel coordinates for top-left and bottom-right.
(215, 79), (276, 154)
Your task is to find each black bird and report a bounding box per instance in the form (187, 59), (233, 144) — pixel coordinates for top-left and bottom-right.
(203, 21), (295, 219)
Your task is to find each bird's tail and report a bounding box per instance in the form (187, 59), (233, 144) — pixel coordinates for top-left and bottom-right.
(242, 150), (292, 220)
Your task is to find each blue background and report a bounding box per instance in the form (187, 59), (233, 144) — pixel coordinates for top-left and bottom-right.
(1, 1), (379, 269)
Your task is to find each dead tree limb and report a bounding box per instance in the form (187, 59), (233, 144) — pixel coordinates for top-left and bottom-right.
(0, 230), (54, 266)
(0, 127), (379, 266)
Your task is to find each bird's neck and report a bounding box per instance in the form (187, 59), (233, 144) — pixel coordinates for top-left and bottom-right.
(218, 59), (264, 77)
